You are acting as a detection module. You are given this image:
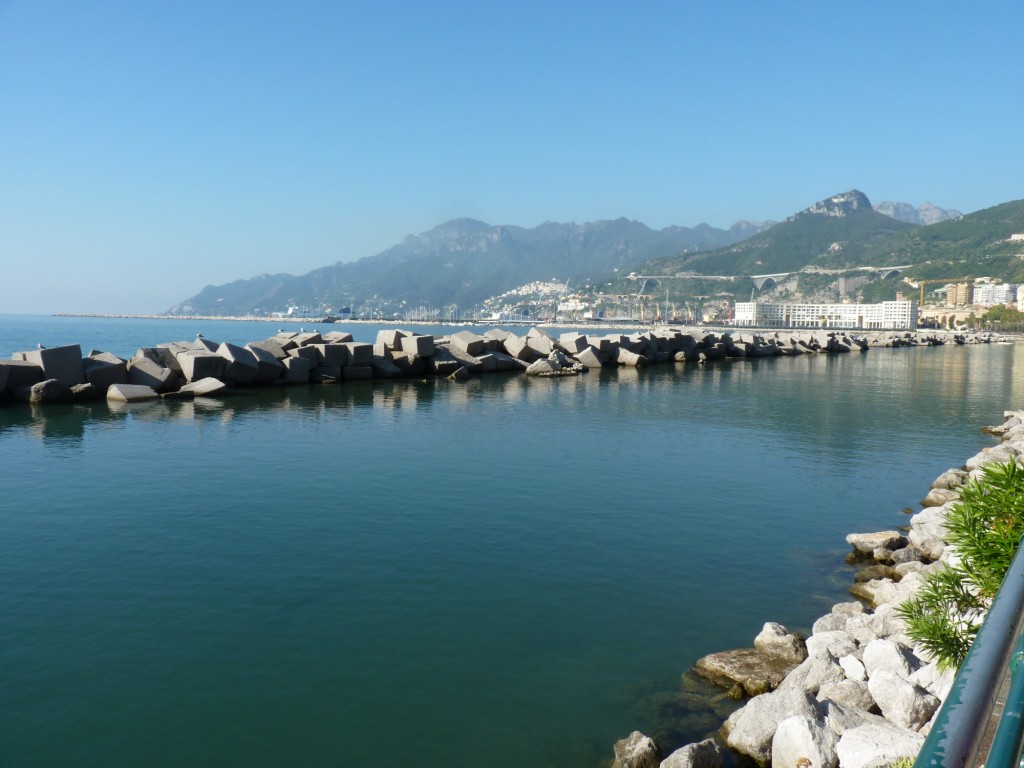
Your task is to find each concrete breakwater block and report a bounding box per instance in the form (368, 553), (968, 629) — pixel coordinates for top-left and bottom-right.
(84, 355), (128, 389)
(217, 343), (260, 384)
(128, 357), (177, 392)
(343, 342), (373, 366)
(450, 330), (486, 356)
(23, 344), (84, 388)
(180, 377), (228, 397)
(107, 383), (160, 402)
(400, 334), (435, 357)
(176, 351), (226, 383)
(245, 344), (285, 382)
(281, 356), (311, 384)
(0, 359), (44, 392)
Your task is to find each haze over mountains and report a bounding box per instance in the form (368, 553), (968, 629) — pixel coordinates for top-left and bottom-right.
(169, 193), (1014, 317)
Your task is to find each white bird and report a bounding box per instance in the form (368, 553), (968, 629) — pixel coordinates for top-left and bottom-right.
(36, 343), (45, 349)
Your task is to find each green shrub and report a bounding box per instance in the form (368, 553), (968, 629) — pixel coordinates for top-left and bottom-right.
(899, 459), (1024, 670)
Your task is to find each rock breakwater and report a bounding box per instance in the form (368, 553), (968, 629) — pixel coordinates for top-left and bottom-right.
(607, 410), (1024, 768)
(0, 326), (997, 405)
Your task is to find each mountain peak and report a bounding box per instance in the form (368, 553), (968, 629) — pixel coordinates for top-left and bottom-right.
(790, 190), (872, 221)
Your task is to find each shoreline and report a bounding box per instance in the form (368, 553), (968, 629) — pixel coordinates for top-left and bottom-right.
(610, 414), (1020, 768)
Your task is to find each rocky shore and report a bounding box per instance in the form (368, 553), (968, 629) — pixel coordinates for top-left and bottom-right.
(0, 326), (999, 405)
(606, 411), (1024, 768)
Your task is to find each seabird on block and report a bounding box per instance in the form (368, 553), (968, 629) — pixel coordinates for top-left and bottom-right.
(36, 343), (45, 349)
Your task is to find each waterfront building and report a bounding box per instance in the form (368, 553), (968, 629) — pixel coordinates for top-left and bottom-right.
(946, 282), (973, 307)
(734, 300), (918, 329)
(972, 282), (1018, 307)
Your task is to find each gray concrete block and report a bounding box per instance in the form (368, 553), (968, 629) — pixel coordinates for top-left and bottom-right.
(191, 336), (220, 352)
(23, 344), (84, 387)
(376, 329), (407, 350)
(88, 351), (126, 366)
(322, 331), (353, 343)
(487, 351), (528, 371)
(287, 346), (320, 364)
(343, 365), (373, 380)
(428, 348), (463, 376)
(71, 382), (102, 401)
(176, 350), (226, 382)
(484, 329), (512, 343)
(0, 362), (7, 394)
(503, 333), (540, 361)
(443, 344), (483, 374)
(85, 357), (128, 389)
(281, 356), (312, 384)
(270, 333), (299, 352)
(293, 332), (323, 346)
(400, 334), (435, 357)
(525, 334), (553, 356)
(128, 357), (176, 391)
(245, 344), (286, 382)
(391, 352), (427, 376)
(107, 383), (160, 402)
(450, 330), (486, 356)
(309, 343), (348, 367)
(248, 338), (288, 359)
(575, 346), (605, 369)
(371, 355), (404, 378)
(343, 342), (373, 365)
(216, 342), (260, 384)
(559, 333), (589, 354)
(180, 377), (228, 396)
(1, 359), (44, 392)
(136, 346), (183, 373)
(615, 347), (648, 366)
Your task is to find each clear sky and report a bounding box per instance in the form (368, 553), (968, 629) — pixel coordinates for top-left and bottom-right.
(2, 1), (1022, 314)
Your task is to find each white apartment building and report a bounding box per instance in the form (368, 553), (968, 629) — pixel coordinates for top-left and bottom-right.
(972, 282), (1018, 307)
(734, 300), (918, 330)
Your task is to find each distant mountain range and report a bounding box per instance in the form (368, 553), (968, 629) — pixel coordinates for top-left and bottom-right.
(168, 191), (1023, 316)
(873, 201), (962, 226)
(168, 218), (774, 316)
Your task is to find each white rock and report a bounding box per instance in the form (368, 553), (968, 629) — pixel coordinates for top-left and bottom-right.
(806, 631), (858, 660)
(835, 723), (925, 768)
(909, 661), (956, 702)
(817, 679), (876, 712)
(778, 651), (846, 694)
(839, 655), (867, 681)
(772, 715), (838, 768)
(724, 688), (820, 764)
(862, 639), (917, 680)
(659, 739), (722, 768)
(867, 671), (939, 730)
(612, 731), (661, 768)
(754, 622), (808, 665)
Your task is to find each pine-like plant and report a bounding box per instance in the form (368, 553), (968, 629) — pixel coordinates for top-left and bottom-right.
(899, 459), (1024, 670)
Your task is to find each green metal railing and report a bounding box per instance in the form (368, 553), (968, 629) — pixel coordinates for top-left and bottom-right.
(915, 538), (1024, 768)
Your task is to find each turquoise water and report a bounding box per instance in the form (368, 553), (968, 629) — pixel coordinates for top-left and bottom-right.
(1, 316), (1020, 767)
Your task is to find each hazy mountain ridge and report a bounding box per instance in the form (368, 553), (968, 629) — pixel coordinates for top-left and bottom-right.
(168, 216), (772, 316)
(874, 200), (963, 226)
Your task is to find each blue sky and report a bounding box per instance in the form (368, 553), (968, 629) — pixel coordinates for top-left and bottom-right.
(2, 1), (1022, 314)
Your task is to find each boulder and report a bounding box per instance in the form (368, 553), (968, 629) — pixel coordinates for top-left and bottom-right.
(861, 639), (917, 681)
(611, 731), (662, 768)
(723, 687), (821, 765)
(107, 383), (160, 402)
(846, 532), (907, 557)
(754, 622), (808, 666)
(867, 671), (938, 730)
(835, 723), (924, 768)
(777, 651), (846, 695)
(816, 679), (876, 712)
(920, 487), (959, 507)
(23, 344), (84, 387)
(806, 631), (858, 660)
(931, 468), (967, 489)
(694, 647), (796, 696)
(838, 655), (867, 682)
(18, 378), (73, 404)
(771, 715), (838, 768)
(659, 739), (722, 768)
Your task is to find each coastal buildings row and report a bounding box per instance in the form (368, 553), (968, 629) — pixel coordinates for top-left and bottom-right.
(734, 300), (918, 330)
(940, 280), (1019, 308)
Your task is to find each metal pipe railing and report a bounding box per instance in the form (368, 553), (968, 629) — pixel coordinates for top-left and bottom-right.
(914, 538), (1024, 768)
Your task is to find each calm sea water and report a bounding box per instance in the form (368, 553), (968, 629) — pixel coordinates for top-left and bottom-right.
(1, 315), (1020, 767)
